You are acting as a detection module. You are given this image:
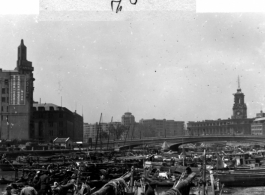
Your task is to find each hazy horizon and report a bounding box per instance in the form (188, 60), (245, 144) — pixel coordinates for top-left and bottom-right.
(1, 13), (265, 124)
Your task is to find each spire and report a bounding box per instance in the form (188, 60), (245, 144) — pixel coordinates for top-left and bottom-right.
(18, 39), (27, 61)
(238, 75), (240, 89)
(237, 76), (242, 93)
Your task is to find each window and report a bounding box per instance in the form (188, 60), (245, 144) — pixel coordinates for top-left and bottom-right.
(59, 129), (63, 136)
(39, 107), (45, 111)
(2, 88), (5, 94)
(6, 88), (9, 94)
(49, 122), (53, 127)
(1, 106), (3, 112)
(6, 106), (8, 112)
(59, 113), (63, 118)
(59, 122), (63, 127)
(4, 79), (8, 85)
(49, 113), (53, 118)
(2, 97), (5, 102)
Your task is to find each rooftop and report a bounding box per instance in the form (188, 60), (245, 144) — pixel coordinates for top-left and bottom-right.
(254, 117), (265, 122)
(53, 137), (70, 143)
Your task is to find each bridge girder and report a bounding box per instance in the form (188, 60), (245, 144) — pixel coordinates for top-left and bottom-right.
(101, 136), (265, 151)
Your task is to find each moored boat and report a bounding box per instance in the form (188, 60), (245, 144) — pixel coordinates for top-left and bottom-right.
(214, 172), (265, 187)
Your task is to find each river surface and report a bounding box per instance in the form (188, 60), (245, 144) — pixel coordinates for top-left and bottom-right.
(0, 171), (265, 195)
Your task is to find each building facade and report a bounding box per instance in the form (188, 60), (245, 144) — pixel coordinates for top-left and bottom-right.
(187, 83), (253, 136)
(0, 40), (35, 140)
(121, 112), (135, 126)
(83, 122), (121, 143)
(139, 119), (185, 137)
(32, 103), (83, 142)
(251, 111), (265, 135)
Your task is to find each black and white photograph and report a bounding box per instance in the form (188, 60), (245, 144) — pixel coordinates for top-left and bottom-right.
(0, 0), (265, 194)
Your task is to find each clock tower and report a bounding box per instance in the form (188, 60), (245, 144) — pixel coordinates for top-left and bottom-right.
(232, 77), (247, 119)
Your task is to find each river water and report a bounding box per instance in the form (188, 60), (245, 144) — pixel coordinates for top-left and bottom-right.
(0, 171), (265, 195)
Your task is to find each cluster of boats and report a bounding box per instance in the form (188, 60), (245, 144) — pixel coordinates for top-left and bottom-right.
(1, 143), (265, 195)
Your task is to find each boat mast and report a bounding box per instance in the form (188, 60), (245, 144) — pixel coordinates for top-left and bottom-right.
(95, 113), (102, 151)
(107, 116), (113, 150)
(202, 149), (207, 195)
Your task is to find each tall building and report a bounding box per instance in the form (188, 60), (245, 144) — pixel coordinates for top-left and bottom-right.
(83, 123), (93, 144)
(0, 40), (35, 140)
(139, 119), (185, 137)
(187, 79), (253, 136)
(121, 112), (135, 126)
(232, 77), (247, 119)
(32, 103), (83, 142)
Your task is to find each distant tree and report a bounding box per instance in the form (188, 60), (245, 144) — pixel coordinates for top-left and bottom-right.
(100, 131), (109, 140)
(109, 124), (128, 140)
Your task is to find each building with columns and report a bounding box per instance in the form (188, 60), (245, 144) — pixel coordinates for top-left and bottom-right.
(0, 40), (35, 140)
(187, 80), (254, 136)
(139, 119), (185, 137)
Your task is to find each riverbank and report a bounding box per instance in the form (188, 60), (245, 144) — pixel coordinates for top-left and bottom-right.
(0, 149), (85, 159)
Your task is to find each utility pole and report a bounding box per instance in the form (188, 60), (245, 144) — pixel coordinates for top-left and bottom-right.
(95, 113), (102, 151)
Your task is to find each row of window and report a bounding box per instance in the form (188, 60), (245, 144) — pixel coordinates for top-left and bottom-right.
(251, 130), (263, 133)
(189, 122), (245, 127)
(46, 121), (63, 127)
(251, 126), (262, 129)
(36, 113), (64, 118)
(49, 129), (63, 136)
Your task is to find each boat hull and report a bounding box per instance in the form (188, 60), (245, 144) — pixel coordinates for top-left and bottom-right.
(0, 163), (25, 171)
(214, 173), (265, 187)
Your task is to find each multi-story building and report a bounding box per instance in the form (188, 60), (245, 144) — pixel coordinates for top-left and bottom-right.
(139, 119), (185, 137)
(0, 40), (35, 140)
(83, 122), (96, 144)
(187, 81), (253, 136)
(83, 122), (121, 143)
(32, 103), (83, 142)
(251, 111), (265, 135)
(121, 112), (135, 126)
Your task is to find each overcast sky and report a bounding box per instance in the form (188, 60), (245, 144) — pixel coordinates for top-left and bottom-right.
(1, 12), (265, 124)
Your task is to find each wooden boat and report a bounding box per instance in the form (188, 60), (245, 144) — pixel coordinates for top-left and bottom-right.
(214, 172), (265, 187)
(0, 177), (14, 184)
(0, 163), (26, 171)
(145, 177), (175, 187)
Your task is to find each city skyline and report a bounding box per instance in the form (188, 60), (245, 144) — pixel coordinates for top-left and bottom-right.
(1, 13), (265, 124)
